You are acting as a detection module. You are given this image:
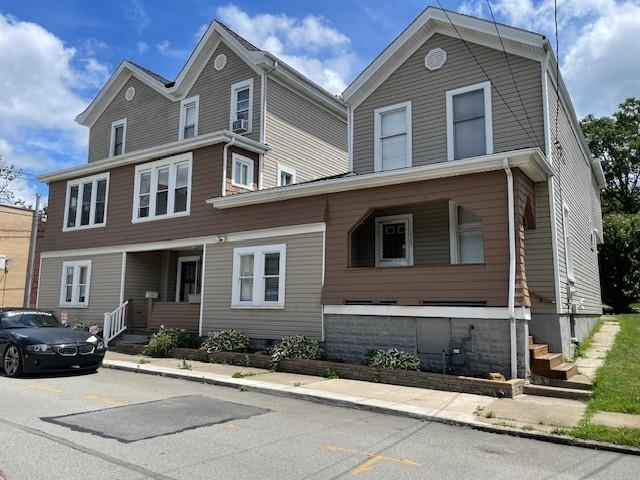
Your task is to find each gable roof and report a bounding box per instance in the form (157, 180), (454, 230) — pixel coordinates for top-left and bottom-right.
(342, 6), (549, 108)
(76, 22), (345, 127)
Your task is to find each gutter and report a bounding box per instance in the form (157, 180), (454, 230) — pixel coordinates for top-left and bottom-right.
(38, 130), (269, 183)
(221, 137), (237, 197)
(208, 148), (551, 209)
(503, 159), (518, 380)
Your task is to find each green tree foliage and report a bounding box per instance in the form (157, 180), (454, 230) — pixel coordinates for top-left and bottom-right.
(599, 214), (640, 312)
(581, 98), (640, 214)
(0, 155), (24, 206)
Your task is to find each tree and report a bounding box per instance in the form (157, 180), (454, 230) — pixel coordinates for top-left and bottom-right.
(581, 98), (640, 214)
(0, 154), (30, 208)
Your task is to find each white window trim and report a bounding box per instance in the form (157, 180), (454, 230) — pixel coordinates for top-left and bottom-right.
(59, 260), (92, 308)
(449, 200), (484, 264)
(446, 81), (493, 161)
(175, 255), (201, 302)
(132, 152), (193, 223)
(562, 202), (575, 282)
(178, 95), (200, 141)
(63, 172), (110, 232)
(229, 78), (254, 133)
(231, 153), (255, 190)
(276, 163), (297, 186)
(109, 118), (127, 157)
(231, 244), (286, 308)
(374, 214), (414, 267)
(373, 101), (412, 172)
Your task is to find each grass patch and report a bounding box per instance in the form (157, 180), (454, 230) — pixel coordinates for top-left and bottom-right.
(567, 314), (640, 448)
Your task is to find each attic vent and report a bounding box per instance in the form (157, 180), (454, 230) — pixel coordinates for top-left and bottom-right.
(425, 48), (447, 71)
(214, 54), (227, 71)
(125, 86), (136, 101)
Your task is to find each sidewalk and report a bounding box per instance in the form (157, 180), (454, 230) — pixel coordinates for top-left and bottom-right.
(575, 319), (620, 381)
(102, 351), (639, 454)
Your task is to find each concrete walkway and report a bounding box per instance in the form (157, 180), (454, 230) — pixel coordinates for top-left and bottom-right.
(575, 319), (620, 381)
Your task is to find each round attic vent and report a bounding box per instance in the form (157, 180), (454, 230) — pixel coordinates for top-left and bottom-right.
(214, 53), (227, 71)
(425, 48), (447, 71)
(125, 86), (136, 101)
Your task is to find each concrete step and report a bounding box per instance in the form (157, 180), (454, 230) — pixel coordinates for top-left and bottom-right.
(528, 343), (549, 359)
(530, 375), (593, 391)
(523, 384), (592, 401)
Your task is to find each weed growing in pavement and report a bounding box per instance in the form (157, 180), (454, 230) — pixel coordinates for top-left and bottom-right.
(179, 359), (192, 370)
(232, 371), (256, 379)
(137, 356), (150, 364)
(323, 368), (340, 379)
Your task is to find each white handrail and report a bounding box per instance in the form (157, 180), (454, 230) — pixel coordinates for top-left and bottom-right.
(103, 300), (128, 346)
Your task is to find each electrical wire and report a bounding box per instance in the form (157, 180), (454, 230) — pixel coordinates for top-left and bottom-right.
(435, 1), (541, 147)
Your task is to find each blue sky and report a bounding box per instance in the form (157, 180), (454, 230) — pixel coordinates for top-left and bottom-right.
(1, 0), (639, 206)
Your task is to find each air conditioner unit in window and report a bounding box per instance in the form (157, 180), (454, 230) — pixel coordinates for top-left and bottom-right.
(232, 119), (249, 133)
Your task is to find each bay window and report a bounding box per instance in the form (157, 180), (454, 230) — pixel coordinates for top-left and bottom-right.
(64, 173), (109, 231)
(375, 214), (413, 267)
(231, 153), (254, 190)
(449, 201), (484, 264)
(133, 152), (192, 222)
(232, 244), (286, 308)
(374, 102), (412, 172)
(59, 260), (91, 307)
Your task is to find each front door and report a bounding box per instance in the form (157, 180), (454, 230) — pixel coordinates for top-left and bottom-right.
(176, 256), (201, 302)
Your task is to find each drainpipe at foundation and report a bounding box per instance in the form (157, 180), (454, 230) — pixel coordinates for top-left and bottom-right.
(504, 159), (518, 379)
(221, 137), (237, 197)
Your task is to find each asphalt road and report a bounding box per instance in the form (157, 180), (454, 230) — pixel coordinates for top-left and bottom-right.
(0, 368), (638, 480)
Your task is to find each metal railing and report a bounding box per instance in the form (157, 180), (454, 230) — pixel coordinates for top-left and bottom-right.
(103, 300), (128, 346)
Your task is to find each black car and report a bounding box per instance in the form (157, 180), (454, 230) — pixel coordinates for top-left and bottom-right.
(0, 309), (106, 377)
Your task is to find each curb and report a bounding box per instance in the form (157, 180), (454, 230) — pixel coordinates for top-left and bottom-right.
(102, 360), (640, 457)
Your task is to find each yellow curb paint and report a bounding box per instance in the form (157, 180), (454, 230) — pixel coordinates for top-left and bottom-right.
(325, 445), (422, 475)
(85, 394), (124, 406)
(25, 384), (62, 394)
(223, 423), (237, 430)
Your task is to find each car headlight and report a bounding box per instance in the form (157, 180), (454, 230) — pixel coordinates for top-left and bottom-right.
(26, 344), (54, 354)
(96, 341), (105, 351)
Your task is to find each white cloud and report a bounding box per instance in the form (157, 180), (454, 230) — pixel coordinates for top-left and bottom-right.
(459, 0), (640, 117)
(123, 0), (149, 32)
(156, 40), (189, 59)
(216, 4), (356, 93)
(136, 41), (148, 54)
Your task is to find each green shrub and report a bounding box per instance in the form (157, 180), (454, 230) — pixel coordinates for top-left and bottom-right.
(368, 348), (421, 371)
(599, 214), (640, 312)
(271, 335), (322, 365)
(200, 329), (250, 353)
(142, 328), (199, 358)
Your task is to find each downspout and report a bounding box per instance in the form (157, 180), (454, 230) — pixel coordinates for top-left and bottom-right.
(504, 159), (518, 379)
(221, 137), (237, 197)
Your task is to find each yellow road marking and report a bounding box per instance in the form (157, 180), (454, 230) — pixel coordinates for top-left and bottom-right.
(25, 384), (62, 394)
(223, 422), (237, 430)
(326, 445), (422, 475)
(85, 394), (124, 406)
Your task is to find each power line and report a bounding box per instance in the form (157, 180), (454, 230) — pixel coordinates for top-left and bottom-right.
(485, 0), (544, 147)
(435, 1), (541, 147)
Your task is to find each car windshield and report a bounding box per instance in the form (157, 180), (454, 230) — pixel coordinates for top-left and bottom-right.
(1, 311), (61, 329)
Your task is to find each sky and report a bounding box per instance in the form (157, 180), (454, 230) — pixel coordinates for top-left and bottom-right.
(1, 0), (639, 207)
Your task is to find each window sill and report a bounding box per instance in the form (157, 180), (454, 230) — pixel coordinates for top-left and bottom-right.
(230, 181), (254, 191)
(58, 304), (89, 309)
(63, 224), (106, 233)
(347, 263), (486, 271)
(230, 304), (285, 310)
(131, 211), (191, 224)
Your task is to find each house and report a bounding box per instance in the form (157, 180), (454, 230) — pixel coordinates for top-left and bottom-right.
(0, 204), (35, 307)
(36, 8), (604, 380)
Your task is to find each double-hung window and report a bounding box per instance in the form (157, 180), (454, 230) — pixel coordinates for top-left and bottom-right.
(375, 214), (413, 267)
(277, 164), (296, 186)
(231, 153), (254, 190)
(449, 201), (484, 264)
(232, 244), (286, 308)
(374, 102), (412, 172)
(64, 173), (109, 231)
(446, 82), (493, 161)
(563, 203), (575, 281)
(59, 260), (91, 307)
(133, 153), (192, 222)
(179, 96), (199, 140)
(230, 79), (253, 132)
(110, 118), (127, 157)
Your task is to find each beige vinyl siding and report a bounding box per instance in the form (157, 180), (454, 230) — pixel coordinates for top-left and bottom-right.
(547, 74), (602, 315)
(201, 232), (323, 339)
(88, 42), (261, 163)
(353, 33), (544, 174)
(263, 78), (347, 188)
(525, 181), (557, 314)
(124, 251), (163, 328)
(37, 253), (122, 324)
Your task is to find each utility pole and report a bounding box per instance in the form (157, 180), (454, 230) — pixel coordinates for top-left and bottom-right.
(24, 193), (40, 307)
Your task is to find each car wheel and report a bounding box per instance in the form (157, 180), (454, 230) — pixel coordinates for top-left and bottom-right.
(3, 344), (23, 378)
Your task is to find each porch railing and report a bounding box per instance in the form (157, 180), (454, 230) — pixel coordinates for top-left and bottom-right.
(103, 300), (128, 346)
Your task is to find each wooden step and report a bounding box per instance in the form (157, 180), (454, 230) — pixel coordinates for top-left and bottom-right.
(528, 335), (534, 346)
(535, 362), (578, 380)
(528, 343), (549, 358)
(533, 352), (564, 371)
